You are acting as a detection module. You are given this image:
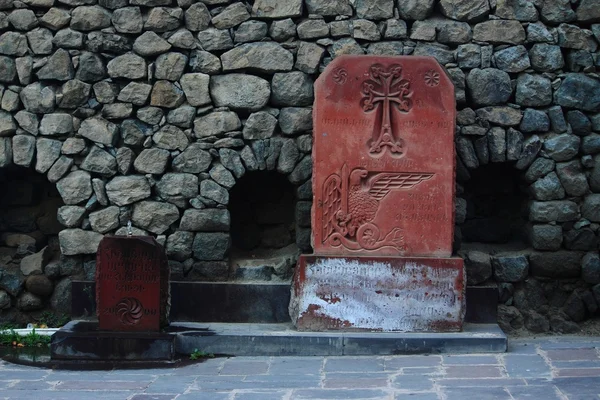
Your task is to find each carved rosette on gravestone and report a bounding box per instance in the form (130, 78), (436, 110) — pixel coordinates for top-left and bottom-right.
(289, 55), (465, 332)
(96, 236), (169, 331)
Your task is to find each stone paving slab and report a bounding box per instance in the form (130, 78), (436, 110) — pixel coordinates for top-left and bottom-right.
(505, 385), (564, 400)
(401, 367), (440, 375)
(554, 368), (600, 377)
(233, 392), (289, 400)
(442, 354), (500, 365)
(324, 373), (389, 389)
(552, 360), (600, 368)
(384, 355), (441, 369)
(393, 393), (439, 400)
(443, 386), (512, 399)
(443, 364), (505, 378)
(0, 389), (136, 399)
(268, 358), (323, 375)
(504, 354), (552, 378)
(545, 348), (600, 361)
(129, 395), (176, 400)
(391, 375), (435, 390)
(324, 357), (385, 372)
(0, 337), (599, 399)
(436, 377), (527, 387)
(178, 393), (230, 400)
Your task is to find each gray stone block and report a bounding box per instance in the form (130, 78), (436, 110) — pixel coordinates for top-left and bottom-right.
(193, 232), (230, 261)
(493, 255), (529, 283)
(530, 224), (563, 251)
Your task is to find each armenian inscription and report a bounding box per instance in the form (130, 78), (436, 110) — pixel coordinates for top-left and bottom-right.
(290, 256), (465, 332)
(96, 236), (169, 332)
(312, 55), (456, 257)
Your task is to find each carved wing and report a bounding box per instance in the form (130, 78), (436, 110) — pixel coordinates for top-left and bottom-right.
(322, 174), (343, 241)
(368, 173), (434, 200)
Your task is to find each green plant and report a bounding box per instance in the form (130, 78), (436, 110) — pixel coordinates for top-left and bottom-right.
(38, 311), (70, 328)
(22, 329), (51, 347)
(0, 329), (20, 346)
(0, 328), (51, 348)
(190, 348), (214, 360)
(0, 323), (19, 331)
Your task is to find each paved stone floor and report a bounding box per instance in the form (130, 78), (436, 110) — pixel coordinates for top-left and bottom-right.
(1, 337), (600, 399)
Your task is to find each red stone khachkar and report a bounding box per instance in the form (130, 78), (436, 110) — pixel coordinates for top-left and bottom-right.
(96, 236), (169, 331)
(312, 55), (456, 257)
(290, 55), (465, 332)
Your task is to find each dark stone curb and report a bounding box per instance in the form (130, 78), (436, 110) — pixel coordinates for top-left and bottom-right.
(173, 322), (507, 356)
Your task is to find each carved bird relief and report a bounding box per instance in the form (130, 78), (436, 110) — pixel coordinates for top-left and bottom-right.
(321, 164), (434, 252)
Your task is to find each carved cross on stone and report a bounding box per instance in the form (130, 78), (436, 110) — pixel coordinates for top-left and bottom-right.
(360, 64), (412, 156)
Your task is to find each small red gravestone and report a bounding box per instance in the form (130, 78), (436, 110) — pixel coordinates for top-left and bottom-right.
(96, 236), (169, 332)
(290, 55), (465, 332)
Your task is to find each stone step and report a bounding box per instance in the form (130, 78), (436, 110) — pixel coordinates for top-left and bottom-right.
(173, 322), (507, 356)
(72, 281), (498, 324)
(41, 321), (505, 369)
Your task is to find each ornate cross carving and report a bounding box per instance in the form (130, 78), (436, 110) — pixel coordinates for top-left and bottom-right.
(360, 64), (412, 156)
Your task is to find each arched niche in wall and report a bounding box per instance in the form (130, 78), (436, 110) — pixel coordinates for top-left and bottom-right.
(0, 165), (66, 323)
(228, 170), (301, 281)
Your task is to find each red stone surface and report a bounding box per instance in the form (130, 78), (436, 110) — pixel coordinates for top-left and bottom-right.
(290, 255), (465, 332)
(96, 236), (169, 332)
(312, 55), (456, 257)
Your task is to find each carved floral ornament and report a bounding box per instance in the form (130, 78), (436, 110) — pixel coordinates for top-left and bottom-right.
(424, 70), (440, 87)
(332, 67), (348, 85)
(116, 297), (144, 325)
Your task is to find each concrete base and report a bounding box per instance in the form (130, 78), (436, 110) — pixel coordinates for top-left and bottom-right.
(174, 322), (507, 356)
(46, 320), (506, 367)
(51, 321), (176, 362)
(290, 255), (465, 332)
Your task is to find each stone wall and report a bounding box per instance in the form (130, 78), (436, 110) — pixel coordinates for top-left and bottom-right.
(0, 0), (599, 331)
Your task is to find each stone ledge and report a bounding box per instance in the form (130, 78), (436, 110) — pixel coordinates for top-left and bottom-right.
(51, 320), (175, 361)
(174, 322), (507, 356)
